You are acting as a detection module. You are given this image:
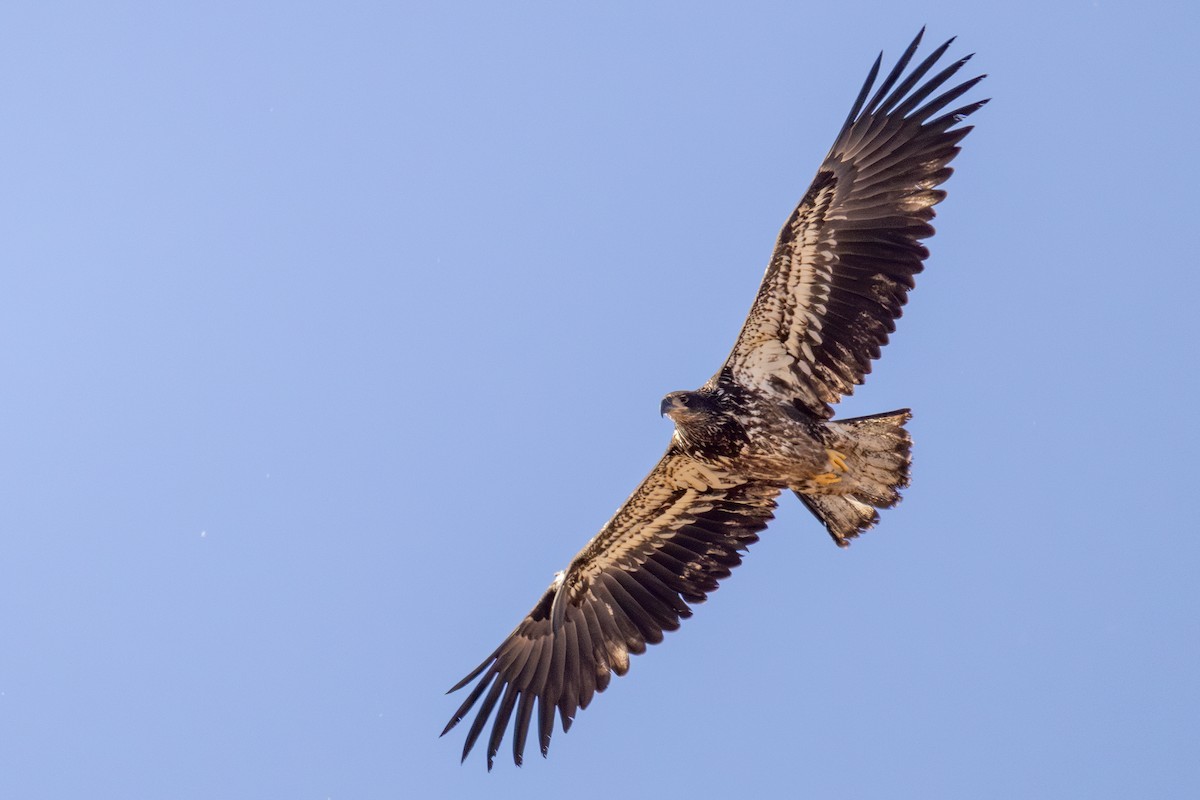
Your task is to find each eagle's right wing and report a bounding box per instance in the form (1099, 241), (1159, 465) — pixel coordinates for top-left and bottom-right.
(721, 30), (987, 418)
(441, 448), (779, 769)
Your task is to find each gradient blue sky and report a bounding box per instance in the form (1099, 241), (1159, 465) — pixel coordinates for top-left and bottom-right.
(3, 2), (1198, 798)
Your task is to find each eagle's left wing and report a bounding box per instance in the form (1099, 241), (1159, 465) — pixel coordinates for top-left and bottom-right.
(441, 448), (779, 769)
(721, 30), (987, 418)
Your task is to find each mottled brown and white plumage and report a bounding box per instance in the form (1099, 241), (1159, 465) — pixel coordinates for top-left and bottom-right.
(442, 29), (986, 769)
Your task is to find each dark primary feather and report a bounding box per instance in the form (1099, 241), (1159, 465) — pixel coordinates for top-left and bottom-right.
(441, 450), (779, 769)
(723, 28), (988, 418)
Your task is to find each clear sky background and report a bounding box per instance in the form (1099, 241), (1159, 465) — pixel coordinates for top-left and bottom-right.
(2, 2), (1198, 798)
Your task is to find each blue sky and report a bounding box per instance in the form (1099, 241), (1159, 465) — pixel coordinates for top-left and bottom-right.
(2, 2), (1198, 798)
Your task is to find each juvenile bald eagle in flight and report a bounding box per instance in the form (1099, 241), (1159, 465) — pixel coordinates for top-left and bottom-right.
(442, 30), (986, 769)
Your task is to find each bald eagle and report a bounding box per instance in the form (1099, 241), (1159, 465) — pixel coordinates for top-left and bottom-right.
(442, 29), (986, 769)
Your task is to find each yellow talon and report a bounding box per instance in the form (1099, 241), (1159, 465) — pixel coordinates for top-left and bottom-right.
(826, 449), (848, 473)
(812, 472), (842, 486)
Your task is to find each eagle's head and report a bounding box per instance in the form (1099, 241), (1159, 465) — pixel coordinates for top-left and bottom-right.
(660, 389), (746, 457)
(660, 390), (716, 422)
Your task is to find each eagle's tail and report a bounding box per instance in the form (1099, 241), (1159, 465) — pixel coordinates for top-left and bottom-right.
(795, 409), (912, 547)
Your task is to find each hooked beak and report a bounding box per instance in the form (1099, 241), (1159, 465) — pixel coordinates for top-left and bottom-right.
(660, 395), (682, 418)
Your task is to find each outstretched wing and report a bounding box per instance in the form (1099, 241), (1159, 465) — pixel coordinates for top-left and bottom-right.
(441, 449), (779, 769)
(723, 30), (988, 418)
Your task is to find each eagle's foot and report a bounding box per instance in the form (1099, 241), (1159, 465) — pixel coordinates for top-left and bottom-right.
(811, 450), (849, 486)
